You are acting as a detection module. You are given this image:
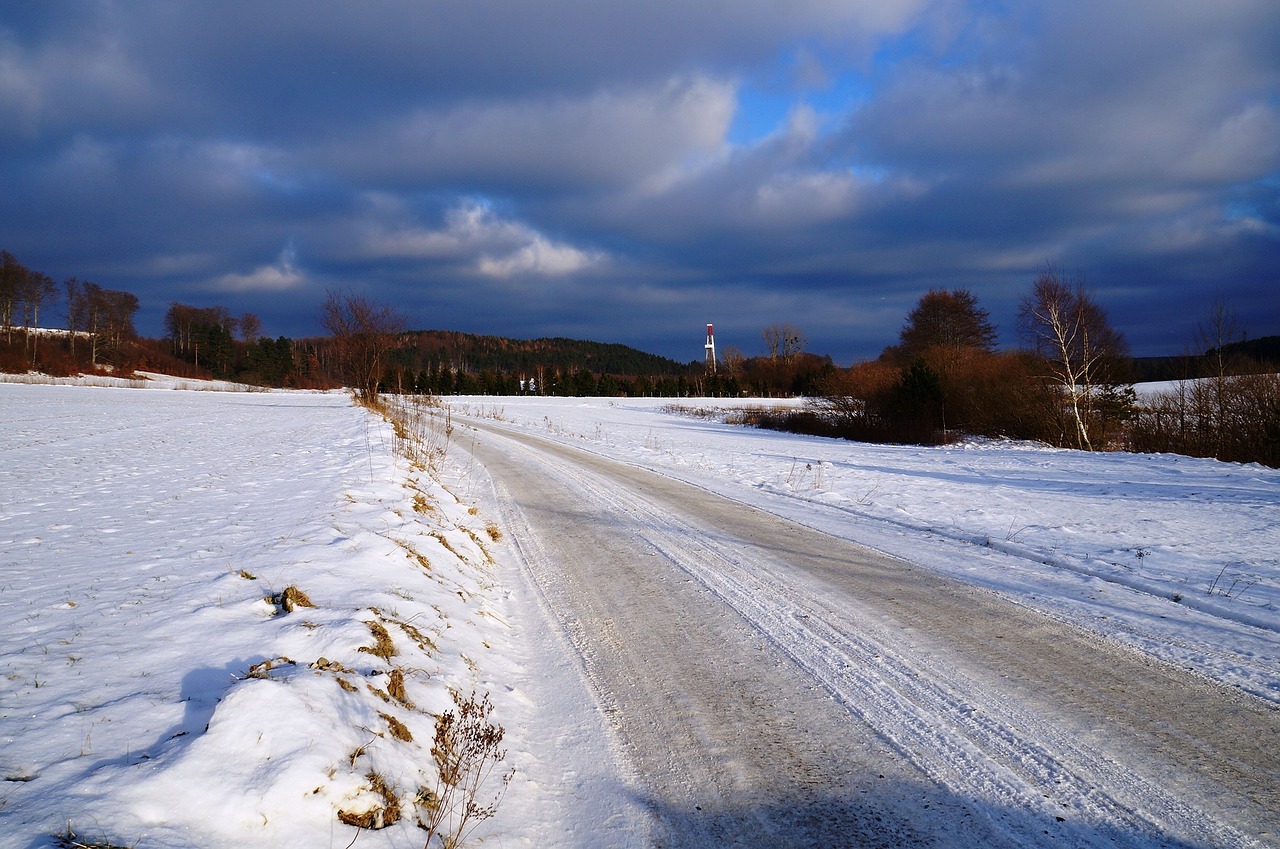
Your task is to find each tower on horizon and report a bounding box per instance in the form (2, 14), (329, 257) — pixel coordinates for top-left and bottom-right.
(705, 323), (716, 374)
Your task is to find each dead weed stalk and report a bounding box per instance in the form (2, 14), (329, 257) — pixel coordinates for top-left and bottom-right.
(54, 826), (132, 849)
(418, 690), (512, 849)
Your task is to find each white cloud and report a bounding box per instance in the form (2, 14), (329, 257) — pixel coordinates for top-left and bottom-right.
(752, 170), (861, 223)
(477, 235), (601, 278)
(360, 199), (604, 279)
(211, 243), (304, 292)
(335, 77), (736, 190)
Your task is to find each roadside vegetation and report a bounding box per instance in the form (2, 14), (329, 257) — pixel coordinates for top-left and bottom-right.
(747, 276), (1279, 467)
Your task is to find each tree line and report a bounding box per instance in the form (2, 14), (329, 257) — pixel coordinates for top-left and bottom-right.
(744, 272), (1277, 466)
(1, 250), (143, 374)
(0, 249), (333, 385)
(0, 251), (829, 399)
(5, 248), (1275, 464)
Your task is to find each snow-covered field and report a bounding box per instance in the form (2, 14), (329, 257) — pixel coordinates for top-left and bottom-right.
(2, 381), (1277, 848)
(0, 381), (524, 848)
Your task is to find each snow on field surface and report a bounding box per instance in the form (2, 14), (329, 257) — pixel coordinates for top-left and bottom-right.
(2, 382), (1278, 849)
(0, 381), (571, 849)
(451, 395), (1280, 705)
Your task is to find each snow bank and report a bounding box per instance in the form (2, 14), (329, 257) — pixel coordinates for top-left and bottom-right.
(0, 385), (519, 848)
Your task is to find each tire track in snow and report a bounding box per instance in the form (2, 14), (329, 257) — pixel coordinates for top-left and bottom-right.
(648, 529), (1250, 848)
(467, 420), (1277, 848)
(552, 455), (1260, 849)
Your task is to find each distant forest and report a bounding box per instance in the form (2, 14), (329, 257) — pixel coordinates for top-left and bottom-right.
(2, 248), (1278, 402)
(1130, 336), (1280, 382)
(0, 246), (836, 395)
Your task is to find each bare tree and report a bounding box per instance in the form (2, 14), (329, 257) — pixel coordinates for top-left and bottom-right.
(321, 289), (408, 405)
(13, 270), (57, 361)
(17, 271), (55, 328)
(1194, 298), (1248, 456)
(762, 323), (806, 363)
(77, 282), (139, 367)
(64, 277), (84, 359)
(165, 303), (237, 373)
(239, 312), (262, 343)
(1018, 269), (1128, 450)
(0, 250), (27, 341)
(1129, 298), (1279, 465)
(719, 345), (746, 378)
(164, 303), (197, 363)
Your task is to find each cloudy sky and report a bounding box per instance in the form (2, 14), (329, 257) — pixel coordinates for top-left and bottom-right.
(2, 1), (1277, 363)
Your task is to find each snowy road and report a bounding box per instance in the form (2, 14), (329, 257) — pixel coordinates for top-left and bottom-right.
(464, 418), (1280, 849)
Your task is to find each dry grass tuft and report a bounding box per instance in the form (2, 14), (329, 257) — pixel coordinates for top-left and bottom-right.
(485, 521), (503, 541)
(312, 657), (360, 692)
(431, 531), (464, 561)
(392, 616), (438, 654)
(358, 620), (396, 660)
(394, 538), (431, 571)
(264, 585), (316, 614)
(238, 568), (258, 580)
(281, 585), (316, 611)
(244, 656), (297, 680)
(54, 826), (132, 849)
(373, 610), (439, 655)
(380, 711), (414, 742)
(312, 656), (354, 673)
(386, 668), (413, 707)
(337, 771), (401, 830)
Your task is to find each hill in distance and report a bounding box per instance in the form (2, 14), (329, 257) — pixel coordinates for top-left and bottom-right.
(1129, 335), (1280, 382)
(392, 329), (695, 378)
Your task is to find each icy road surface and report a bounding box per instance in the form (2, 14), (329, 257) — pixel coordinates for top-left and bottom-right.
(464, 418), (1279, 849)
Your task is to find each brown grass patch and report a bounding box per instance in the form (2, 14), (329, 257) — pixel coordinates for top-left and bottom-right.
(358, 620), (396, 660)
(386, 668), (413, 708)
(485, 521), (503, 541)
(392, 617), (438, 654)
(282, 585), (315, 610)
(380, 711), (414, 742)
(337, 771), (401, 830)
(312, 656), (355, 673)
(312, 657), (360, 692)
(431, 531), (464, 561)
(264, 585), (315, 614)
(394, 538), (431, 571)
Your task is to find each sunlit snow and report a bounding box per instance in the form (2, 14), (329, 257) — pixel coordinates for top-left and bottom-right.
(1, 380), (1276, 849)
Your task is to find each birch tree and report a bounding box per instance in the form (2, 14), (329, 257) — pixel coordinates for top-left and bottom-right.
(1018, 270), (1128, 450)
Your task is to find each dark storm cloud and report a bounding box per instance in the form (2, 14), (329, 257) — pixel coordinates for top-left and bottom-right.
(0, 0), (1276, 363)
